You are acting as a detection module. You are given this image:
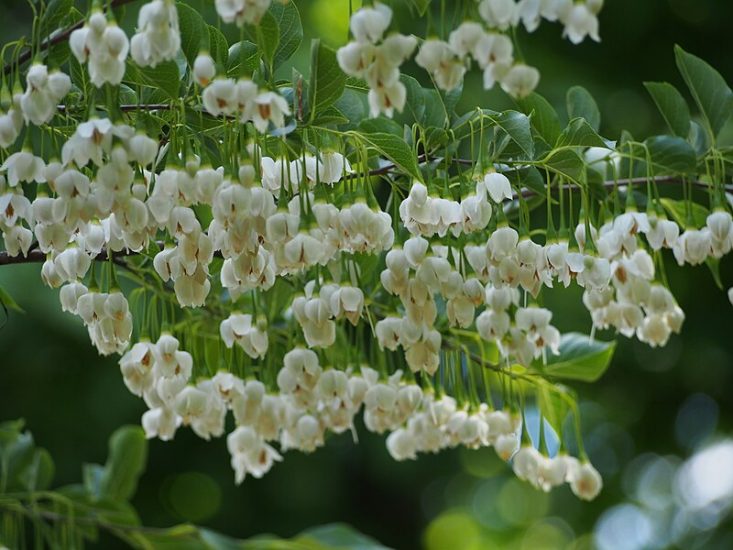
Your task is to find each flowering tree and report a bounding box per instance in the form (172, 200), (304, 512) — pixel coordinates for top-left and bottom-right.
(1, 0), (732, 544)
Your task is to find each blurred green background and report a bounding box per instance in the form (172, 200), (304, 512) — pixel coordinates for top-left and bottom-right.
(2, 0), (733, 548)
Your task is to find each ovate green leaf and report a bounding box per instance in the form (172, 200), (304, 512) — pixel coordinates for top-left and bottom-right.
(357, 132), (421, 181)
(227, 41), (260, 77)
(124, 60), (180, 99)
(556, 118), (607, 148)
(208, 26), (229, 66)
(177, 2), (209, 68)
(644, 81), (691, 138)
(675, 45), (733, 139)
(517, 92), (562, 145)
(96, 426), (147, 502)
(487, 110), (535, 159)
(308, 40), (346, 122)
(540, 333), (616, 382)
(567, 86), (601, 131)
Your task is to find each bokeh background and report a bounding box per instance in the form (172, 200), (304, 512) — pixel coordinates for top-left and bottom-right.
(2, 0), (733, 548)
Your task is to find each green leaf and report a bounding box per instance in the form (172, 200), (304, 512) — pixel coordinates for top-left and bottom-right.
(298, 523), (391, 550)
(257, 11), (281, 72)
(208, 26), (229, 67)
(423, 89), (450, 129)
(675, 45), (733, 139)
(567, 86), (601, 131)
(487, 110), (535, 159)
(0, 285), (24, 313)
(312, 106), (348, 126)
(358, 117), (402, 136)
(644, 81), (691, 138)
(227, 41), (260, 77)
(536, 382), (576, 436)
(18, 448), (55, 492)
(177, 2), (209, 68)
(124, 60), (180, 99)
(542, 148), (585, 183)
(270, 0), (303, 69)
(556, 118), (607, 148)
(40, 0), (73, 37)
(645, 135), (697, 174)
(660, 197), (709, 229)
(540, 333), (616, 382)
(308, 40), (346, 122)
(398, 74), (427, 125)
(334, 88), (367, 130)
(356, 132), (421, 181)
(95, 426), (147, 502)
(517, 92), (562, 145)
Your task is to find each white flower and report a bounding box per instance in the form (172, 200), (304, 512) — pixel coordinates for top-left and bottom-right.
(415, 40), (466, 92)
(251, 91), (291, 133)
(2, 151), (46, 187)
(568, 461), (603, 500)
(20, 65), (71, 125)
(495, 433), (520, 460)
(500, 64), (540, 98)
(350, 3), (392, 44)
(220, 313), (269, 359)
(71, 16), (129, 87)
(368, 80), (407, 118)
(673, 228), (711, 266)
(193, 53), (217, 87)
(513, 445), (543, 485)
(448, 21), (486, 58)
(142, 407), (181, 441)
(480, 171), (513, 203)
(130, 0), (181, 68)
(475, 33), (514, 89)
(479, 0), (519, 30)
(227, 426), (282, 484)
(202, 78), (238, 117)
(320, 152), (353, 184)
(561, 3), (600, 44)
(59, 281), (89, 314)
(215, 0), (272, 26)
(386, 428), (418, 461)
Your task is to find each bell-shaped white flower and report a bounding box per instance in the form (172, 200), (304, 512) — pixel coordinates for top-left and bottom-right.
(479, 0), (519, 30)
(193, 52), (217, 87)
(562, 3), (600, 44)
(479, 171), (513, 203)
(500, 63), (540, 98)
(130, 0), (181, 68)
(350, 3), (392, 44)
(415, 39), (466, 92)
(568, 461), (603, 500)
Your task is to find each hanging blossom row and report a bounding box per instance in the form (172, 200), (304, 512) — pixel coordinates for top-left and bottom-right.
(337, 0), (604, 117)
(2, 0), (725, 501)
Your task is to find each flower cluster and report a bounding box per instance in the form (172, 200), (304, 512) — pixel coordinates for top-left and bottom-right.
(202, 77), (291, 133)
(130, 0), (181, 68)
(70, 12), (130, 87)
(19, 64), (71, 126)
(513, 445), (602, 500)
(419, 21), (539, 98)
(336, 3), (417, 117)
(215, 0), (273, 27)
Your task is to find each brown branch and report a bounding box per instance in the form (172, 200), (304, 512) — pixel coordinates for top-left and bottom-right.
(57, 104), (174, 113)
(0, 242), (165, 267)
(3, 0), (139, 77)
